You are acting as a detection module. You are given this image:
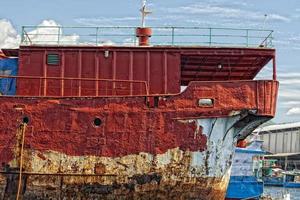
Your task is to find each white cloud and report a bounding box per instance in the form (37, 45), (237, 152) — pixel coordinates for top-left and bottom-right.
(280, 79), (300, 85)
(208, 0), (249, 7)
(279, 89), (300, 99)
(166, 3), (290, 23)
(279, 72), (300, 78)
(24, 20), (79, 45)
(75, 17), (139, 26)
(0, 19), (80, 47)
(0, 19), (20, 48)
(267, 14), (290, 23)
(283, 101), (300, 106)
(74, 16), (160, 27)
(287, 107), (300, 116)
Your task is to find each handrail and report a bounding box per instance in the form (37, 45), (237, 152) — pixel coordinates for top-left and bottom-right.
(259, 31), (274, 47)
(0, 77), (276, 98)
(0, 75), (149, 96)
(21, 26), (274, 48)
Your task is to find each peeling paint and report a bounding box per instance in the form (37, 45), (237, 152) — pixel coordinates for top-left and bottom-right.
(0, 80), (278, 199)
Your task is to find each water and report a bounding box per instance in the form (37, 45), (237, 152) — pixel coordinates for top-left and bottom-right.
(264, 186), (300, 200)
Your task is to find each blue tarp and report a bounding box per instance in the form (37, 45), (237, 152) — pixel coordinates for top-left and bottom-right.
(0, 58), (18, 95)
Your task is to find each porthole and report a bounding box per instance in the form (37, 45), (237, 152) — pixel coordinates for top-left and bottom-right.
(93, 118), (102, 127)
(22, 116), (29, 124)
(198, 98), (214, 107)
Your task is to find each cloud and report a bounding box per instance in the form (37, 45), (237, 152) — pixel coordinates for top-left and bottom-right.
(287, 107), (300, 116)
(75, 17), (140, 26)
(280, 79), (300, 85)
(207, 0), (249, 7)
(282, 101), (300, 106)
(278, 89), (300, 100)
(275, 72), (300, 85)
(267, 14), (290, 23)
(74, 16), (162, 27)
(265, 68), (300, 117)
(0, 19), (80, 47)
(23, 20), (79, 45)
(166, 3), (290, 23)
(0, 19), (20, 48)
(1, 19), (135, 47)
(279, 72), (300, 78)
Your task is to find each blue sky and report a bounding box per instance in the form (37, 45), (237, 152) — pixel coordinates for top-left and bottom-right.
(0, 0), (300, 123)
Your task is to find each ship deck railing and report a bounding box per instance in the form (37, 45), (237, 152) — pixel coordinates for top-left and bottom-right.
(21, 26), (274, 48)
(0, 75), (150, 97)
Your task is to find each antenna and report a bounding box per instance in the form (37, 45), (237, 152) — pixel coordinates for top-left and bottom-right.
(263, 14), (268, 29)
(136, 0), (153, 46)
(140, 0), (152, 27)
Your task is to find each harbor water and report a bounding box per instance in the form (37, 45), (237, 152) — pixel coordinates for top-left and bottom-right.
(264, 186), (300, 200)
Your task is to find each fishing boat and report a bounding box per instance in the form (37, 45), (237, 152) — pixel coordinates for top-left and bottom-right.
(0, 2), (278, 199)
(226, 140), (266, 200)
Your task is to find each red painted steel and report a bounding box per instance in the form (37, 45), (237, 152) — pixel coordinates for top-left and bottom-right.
(0, 80), (278, 164)
(17, 46), (181, 96)
(16, 46), (275, 97)
(136, 27), (152, 46)
(0, 43), (279, 200)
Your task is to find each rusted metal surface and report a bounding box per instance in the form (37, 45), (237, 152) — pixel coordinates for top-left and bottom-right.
(16, 46), (275, 97)
(0, 42), (279, 199)
(1, 75), (150, 97)
(0, 79), (278, 199)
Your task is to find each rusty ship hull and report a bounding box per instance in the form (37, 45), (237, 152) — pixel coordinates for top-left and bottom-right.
(0, 80), (278, 199)
(0, 26), (279, 199)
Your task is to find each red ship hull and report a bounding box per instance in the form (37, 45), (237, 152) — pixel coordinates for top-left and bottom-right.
(0, 40), (279, 199)
(0, 80), (278, 199)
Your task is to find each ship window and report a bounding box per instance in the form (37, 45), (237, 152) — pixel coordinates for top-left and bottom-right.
(22, 116), (30, 124)
(198, 98), (214, 107)
(93, 118), (102, 127)
(47, 54), (60, 65)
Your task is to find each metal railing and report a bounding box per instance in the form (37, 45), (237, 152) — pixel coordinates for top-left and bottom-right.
(0, 75), (149, 97)
(21, 26), (274, 48)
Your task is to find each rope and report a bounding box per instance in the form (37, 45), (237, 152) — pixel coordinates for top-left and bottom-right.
(16, 123), (27, 200)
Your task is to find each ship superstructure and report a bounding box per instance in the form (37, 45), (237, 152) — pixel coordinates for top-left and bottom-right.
(0, 15), (278, 200)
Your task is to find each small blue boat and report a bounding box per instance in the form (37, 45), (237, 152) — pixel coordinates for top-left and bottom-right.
(226, 141), (266, 200)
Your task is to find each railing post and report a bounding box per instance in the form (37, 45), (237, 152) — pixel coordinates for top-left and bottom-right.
(270, 31), (273, 47)
(96, 27), (99, 45)
(57, 27), (61, 45)
(171, 27), (175, 45)
(246, 29), (249, 47)
(209, 28), (212, 46)
(133, 28), (137, 46)
(21, 26), (25, 44)
(272, 56), (277, 81)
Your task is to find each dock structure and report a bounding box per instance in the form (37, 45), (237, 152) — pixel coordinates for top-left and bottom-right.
(253, 122), (300, 154)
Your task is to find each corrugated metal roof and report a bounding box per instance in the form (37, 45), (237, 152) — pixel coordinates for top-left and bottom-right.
(254, 122), (300, 133)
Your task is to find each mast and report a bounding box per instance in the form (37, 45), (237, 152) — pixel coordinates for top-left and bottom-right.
(140, 0), (151, 27)
(136, 0), (153, 46)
